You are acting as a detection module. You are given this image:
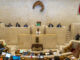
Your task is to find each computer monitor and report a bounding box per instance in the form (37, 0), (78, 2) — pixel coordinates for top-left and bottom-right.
(2, 52), (6, 55)
(12, 56), (20, 60)
(20, 50), (24, 54)
(39, 56), (44, 58)
(23, 52), (28, 55)
(45, 53), (49, 56)
(71, 57), (75, 59)
(6, 53), (11, 58)
(36, 21), (41, 26)
(53, 52), (57, 55)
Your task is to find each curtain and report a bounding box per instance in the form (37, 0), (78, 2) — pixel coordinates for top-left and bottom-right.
(79, 4), (80, 15)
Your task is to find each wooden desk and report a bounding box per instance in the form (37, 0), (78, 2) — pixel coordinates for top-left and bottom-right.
(31, 44), (43, 51)
(21, 56), (52, 60)
(67, 55), (78, 60)
(15, 49), (58, 55)
(21, 56), (38, 60)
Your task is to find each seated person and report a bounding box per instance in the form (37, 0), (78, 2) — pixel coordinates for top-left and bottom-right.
(49, 50), (53, 55)
(7, 23), (13, 27)
(0, 42), (5, 55)
(0, 44), (4, 49)
(64, 57), (71, 60)
(36, 37), (39, 43)
(16, 22), (21, 27)
(48, 23), (54, 27)
(36, 28), (41, 35)
(24, 24), (28, 27)
(75, 34), (80, 40)
(54, 56), (60, 60)
(40, 52), (45, 56)
(57, 23), (62, 27)
(30, 53), (35, 56)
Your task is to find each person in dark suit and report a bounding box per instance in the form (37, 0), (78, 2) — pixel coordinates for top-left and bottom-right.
(64, 57), (71, 60)
(16, 22), (21, 27)
(0, 42), (5, 55)
(54, 56), (60, 60)
(49, 50), (53, 55)
(57, 23), (62, 28)
(24, 24), (28, 27)
(0, 44), (4, 48)
(8, 23), (13, 27)
(75, 34), (80, 40)
(48, 23), (54, 27)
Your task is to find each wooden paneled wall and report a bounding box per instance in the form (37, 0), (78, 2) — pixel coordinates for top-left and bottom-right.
(0, 25), (67, 49)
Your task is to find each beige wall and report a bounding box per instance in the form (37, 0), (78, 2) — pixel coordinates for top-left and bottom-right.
(0, 0), (80, 26)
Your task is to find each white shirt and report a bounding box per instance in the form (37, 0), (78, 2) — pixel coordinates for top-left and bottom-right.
(36, 31), (41, 35)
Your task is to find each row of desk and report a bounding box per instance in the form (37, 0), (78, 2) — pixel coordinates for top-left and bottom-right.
(15, 49), (77, 60)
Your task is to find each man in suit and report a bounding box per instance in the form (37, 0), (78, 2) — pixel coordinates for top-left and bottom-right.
(57, 23), (62, 27)
(8, 23), (13, 27)
(48, 23), (54, 27)
(16, 22), (21, 27)
(0, 42), (5, 55)
(24, 24), (28, 27)
(75, 34), (80, 40)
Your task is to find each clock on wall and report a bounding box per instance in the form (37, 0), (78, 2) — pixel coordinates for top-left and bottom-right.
(33, 0), (44, 12)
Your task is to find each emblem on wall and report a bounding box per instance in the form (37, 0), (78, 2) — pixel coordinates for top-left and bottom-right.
(33, 1), (44, 12)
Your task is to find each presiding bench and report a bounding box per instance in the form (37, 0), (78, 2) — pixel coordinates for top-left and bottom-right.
(31, 44), (43, 51)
